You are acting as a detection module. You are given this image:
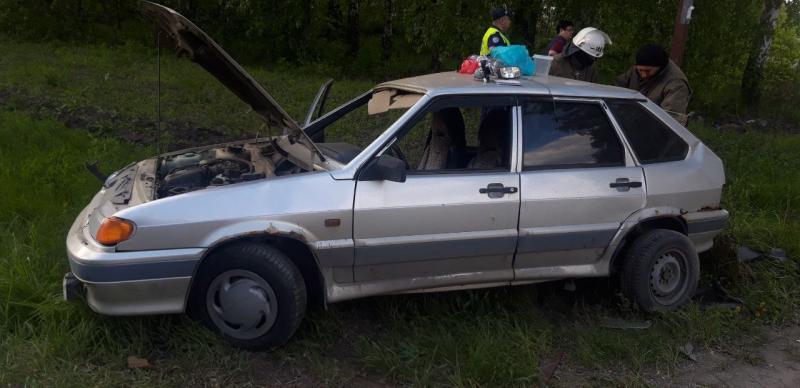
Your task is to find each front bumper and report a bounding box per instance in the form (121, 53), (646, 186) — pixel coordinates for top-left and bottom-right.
(65, 193), (205, 316)
(63, 272), (85, 301)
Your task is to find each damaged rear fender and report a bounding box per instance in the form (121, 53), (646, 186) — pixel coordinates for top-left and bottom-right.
(605, 207), (688, 271)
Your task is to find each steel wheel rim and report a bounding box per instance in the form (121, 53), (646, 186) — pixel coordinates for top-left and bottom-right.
(206, 269), (278, 340)
(649, 249), (689, 306)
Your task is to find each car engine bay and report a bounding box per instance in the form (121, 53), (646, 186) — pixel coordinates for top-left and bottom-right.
(156, 141), (306, 198)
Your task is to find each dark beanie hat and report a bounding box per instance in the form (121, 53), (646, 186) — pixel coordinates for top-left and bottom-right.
(636, 44), (669, 67)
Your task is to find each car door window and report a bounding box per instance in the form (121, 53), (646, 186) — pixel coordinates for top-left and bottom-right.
(607, 101), (688, 164)
(522, 101), (625, 170)
(397, 101), (515, 173)
(304, 91), (418, 164)
(321, 99), (409, 149)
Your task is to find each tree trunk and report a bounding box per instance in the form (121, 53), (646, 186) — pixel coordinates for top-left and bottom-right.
(669, 0), (693, 67)
(517, 0), (542, 49)
(114, 0), (123, 32)
(76, 0), (85, 37)
(380, 0), (395, 63)
(741, 0), (784, 111)
(324, 0), (343, 38)
(430, 49), (440, 72)
(346, 0), (360, 57)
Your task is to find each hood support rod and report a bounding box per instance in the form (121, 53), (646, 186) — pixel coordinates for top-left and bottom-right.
(156, 26), (162, 156)
(151, 26), (163, 200)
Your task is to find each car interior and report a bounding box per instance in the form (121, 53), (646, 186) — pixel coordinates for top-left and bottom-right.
(305, 90), (514, 172)
(412, 106), (512, 172)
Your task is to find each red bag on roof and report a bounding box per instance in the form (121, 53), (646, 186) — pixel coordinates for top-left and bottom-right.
(459, 57), (480, 74)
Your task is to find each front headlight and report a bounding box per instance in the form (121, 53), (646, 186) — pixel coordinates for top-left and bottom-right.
(96, 217), (136, 246)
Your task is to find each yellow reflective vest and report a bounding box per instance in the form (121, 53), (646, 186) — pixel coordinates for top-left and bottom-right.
(480, 27), (510, 56)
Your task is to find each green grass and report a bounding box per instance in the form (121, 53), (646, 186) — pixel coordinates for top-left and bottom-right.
(0, 111), (228, 385)
(0, 40), (375, 149)
(0, 111), (367, 386)
(691, 126), (800, 323)
(1, 40), (799, 386)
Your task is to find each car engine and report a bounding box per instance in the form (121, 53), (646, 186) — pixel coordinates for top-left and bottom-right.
(156, 141), (305, 198)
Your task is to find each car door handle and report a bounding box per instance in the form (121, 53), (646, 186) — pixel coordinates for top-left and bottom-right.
(480, 183), (518, 198)
(610, 178), (642, 191)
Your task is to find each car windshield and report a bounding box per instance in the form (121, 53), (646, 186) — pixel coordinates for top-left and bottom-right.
(307, 90), (421, 165)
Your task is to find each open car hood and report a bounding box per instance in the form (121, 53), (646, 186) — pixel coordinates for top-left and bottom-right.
(141, 2), (322, 161)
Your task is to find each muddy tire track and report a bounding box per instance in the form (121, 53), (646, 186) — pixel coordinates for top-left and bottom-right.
(1, 87), (236, 150)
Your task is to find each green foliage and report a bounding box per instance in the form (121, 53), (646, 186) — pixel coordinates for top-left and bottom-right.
(1, 0), (799, 119)
(691, 124), (800, 324)
(762, 8), (800, 121)
(0, 40), (375, 147)
(679, 0), (762, 114)
(691, 125), (800, 257)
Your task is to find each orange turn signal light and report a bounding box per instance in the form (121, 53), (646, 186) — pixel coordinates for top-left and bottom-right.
(96, 217), (135, 246)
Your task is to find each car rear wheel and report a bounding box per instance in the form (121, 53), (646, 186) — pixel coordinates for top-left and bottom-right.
(189, 242), (307, 350)
(620, 229), (699, 311)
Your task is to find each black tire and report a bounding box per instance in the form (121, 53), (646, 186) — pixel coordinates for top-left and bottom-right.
(620, 229), (699, 311)
(188, 242), (307, 350)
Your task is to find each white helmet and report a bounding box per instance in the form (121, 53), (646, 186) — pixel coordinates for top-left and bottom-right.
(572, 27), (612, 58)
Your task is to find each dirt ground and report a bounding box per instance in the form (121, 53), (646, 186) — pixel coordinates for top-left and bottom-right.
(0, 87), (237, 150)
(662, 325), (800, 388)
(223, 325), (800, 387)
(539, 325), (800, 387)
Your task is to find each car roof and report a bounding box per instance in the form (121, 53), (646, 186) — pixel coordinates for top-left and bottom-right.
(376, 71), (644, 100)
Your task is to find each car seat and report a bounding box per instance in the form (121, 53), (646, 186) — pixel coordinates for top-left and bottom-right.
(467, 108), (510, 169)
(417, 108), (466, 170)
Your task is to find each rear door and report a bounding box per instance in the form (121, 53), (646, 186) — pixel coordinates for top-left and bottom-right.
(514, 98), (646, 278)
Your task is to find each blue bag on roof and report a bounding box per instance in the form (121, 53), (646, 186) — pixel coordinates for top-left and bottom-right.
(490, 45), (536, 76)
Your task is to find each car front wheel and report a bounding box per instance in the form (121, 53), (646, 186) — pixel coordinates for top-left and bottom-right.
(189, 242), (307, 350)
(620, 229), (699, 311)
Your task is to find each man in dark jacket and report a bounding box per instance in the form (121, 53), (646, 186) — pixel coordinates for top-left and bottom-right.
(616, 44), (692, 125)
(549, 27), (611, 83)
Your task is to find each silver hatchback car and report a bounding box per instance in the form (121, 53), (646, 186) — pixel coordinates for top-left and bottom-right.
(64, 2), (728, 349)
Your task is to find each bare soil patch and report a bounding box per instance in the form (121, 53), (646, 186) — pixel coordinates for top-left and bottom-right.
(1, 87), (236, 150)
(666, 325), (800, 388)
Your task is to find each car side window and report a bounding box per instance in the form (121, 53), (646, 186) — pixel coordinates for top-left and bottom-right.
(522, 100), (625, 170)
(396, 102), (515, 173)
(607, 101), (689, 164)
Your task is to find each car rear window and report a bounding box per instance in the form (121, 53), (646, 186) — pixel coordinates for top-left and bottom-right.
(607, 101), (689, 164)
(522, 101), (625, 170)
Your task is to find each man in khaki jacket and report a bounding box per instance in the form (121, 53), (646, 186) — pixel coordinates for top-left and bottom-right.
(549, 27), (611, 83)
(616, 44), (692, 125)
